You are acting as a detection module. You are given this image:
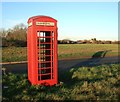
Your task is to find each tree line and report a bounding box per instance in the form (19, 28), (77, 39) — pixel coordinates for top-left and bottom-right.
(0, 23), (27, 47)
(58, 38), (120, 44)
(0, 24), (119, 47)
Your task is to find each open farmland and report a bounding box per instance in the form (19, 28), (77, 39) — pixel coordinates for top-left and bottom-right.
(2, 64), (120, 101)
(1, 44), (119, 62)
(58, 44), (119, 59)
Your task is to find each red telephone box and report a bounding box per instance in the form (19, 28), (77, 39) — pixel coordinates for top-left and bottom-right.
(27, 16), (58, 85)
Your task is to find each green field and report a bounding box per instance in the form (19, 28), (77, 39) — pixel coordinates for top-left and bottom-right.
(1, 44), (119, 62)
(58, 44), (119, 59)
(2, 64), (120, 101)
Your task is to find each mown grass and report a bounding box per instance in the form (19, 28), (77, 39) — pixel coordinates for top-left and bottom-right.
(1, 44), (119, 62)
(2, 64), (120, 101)
(58, 44), (119, 59)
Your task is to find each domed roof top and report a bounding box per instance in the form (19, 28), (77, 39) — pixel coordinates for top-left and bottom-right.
(28, 15), (57, 22)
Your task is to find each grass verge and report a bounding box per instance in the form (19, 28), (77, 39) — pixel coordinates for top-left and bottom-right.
(2, 64), (120, 101)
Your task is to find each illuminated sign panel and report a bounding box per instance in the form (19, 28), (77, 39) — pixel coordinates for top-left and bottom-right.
(36, 22), (54, 26)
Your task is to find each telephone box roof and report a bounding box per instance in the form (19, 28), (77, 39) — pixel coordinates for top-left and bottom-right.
(28, 15), (57, 22)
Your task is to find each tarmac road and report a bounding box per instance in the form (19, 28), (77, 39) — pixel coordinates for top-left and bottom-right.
(1, 56), (120, 74)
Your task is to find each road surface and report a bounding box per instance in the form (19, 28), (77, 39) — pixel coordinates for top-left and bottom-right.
(1, 56), (120, 74)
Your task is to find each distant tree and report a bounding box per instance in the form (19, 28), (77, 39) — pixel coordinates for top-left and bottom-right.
(58, 40), (63, 44)
(91, 38), (97, 44)
(111, 41), (119, 44)
(62, 39), (71, 44)
(0, 28), (7, 38)
(1, 23), (27, 47)
(105, 41), (111, 44)
(6, 23), (27, 41)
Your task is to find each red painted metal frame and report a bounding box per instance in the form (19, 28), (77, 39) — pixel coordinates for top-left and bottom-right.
(27, 16), (58, 85)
